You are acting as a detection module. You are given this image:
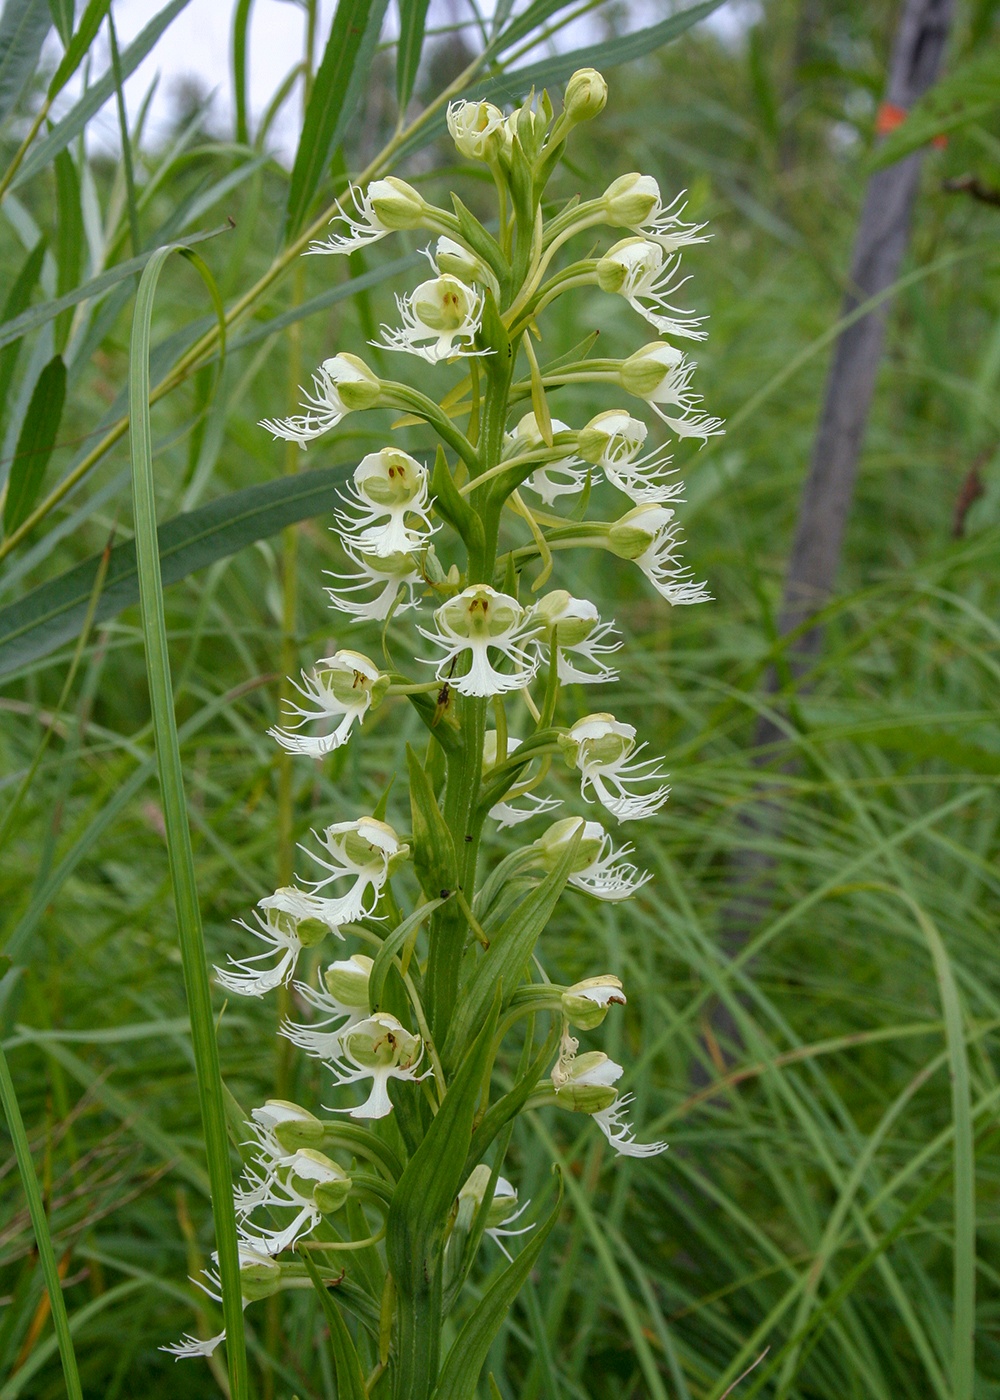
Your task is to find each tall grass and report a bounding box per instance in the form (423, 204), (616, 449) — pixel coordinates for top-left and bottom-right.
(1, 1), (999, 1396)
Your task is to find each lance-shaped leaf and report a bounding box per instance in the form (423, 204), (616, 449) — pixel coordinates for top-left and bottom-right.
(432, 1170), (564, 1400)
(368, 897), (444, 1014)
(0, 237), (45, 438)
(4, 354), (66, 537)
(47, 0), (112, 102)
(443, 827), (580, 1066)
(0, 0), (51, 128)
(300, 1250), (368, 1400)
(396, 0), (430, 112)
(284, 0), (389, 239)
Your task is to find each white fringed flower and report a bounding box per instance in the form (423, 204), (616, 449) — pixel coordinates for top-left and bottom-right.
(577, 410), (683, 505)
(553, 1050), (667, 1158)
(299, 818), (408, 925)
(609, 504), (712, 606)
(603, 173), (709, 252)
(597, 238), (707, 340)
(505, 412), (592, 505)
(534, 817), (650, 901)
(307, 178), (427, 255)
(325, 1013), (426, 1119)
(335, 448), (436, 558)
(559, 713), (670, 823)
(259, 353), (380, 449)
(447, 100), (505, 161)
(376, 275), (487, 363)
(420, 585), (540, 697)
(214, 887), (331, 998)
(325, 542), (422, 622)
(161, 1245), (281, 1359)
(531, 590), (621, 684)
(237, 1148), (351, 1256)
(482, 730), (561, 828)
(620, 343), (724, 441)
(269, 649), (389, 758)
(281, 954), (374, 1060)
(456, 1165), (533, 1261)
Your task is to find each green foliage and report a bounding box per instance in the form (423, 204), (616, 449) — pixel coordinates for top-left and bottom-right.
(4, 353), (66, 535)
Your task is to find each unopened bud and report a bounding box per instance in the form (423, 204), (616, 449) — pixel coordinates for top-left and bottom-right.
(238, 1246), (283, 1300)
(324, 353), (381, 410)
(603, 172), (660, 227)
(324, 953), (374, 1007)
(577, 410), (647, 466)
(457, 1164), (520, 1229)
(367, 176), (426, 230)
(608, 505), (673, 560)
(552, 1051), (620, 1113)
(288, 1149), (352, 1213)
(534, 817), (603, 873)
(253, 1100), (325, 1152)
(564, 68), (607, 125)
(561, 975), (626, 1031)
(619, 342), (684, 399)
(447, 100), (505, 162)
(532, 590), (599, 647)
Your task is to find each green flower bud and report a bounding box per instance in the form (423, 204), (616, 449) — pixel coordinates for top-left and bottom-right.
(323, 353), (382, 410)
(532, 590), (599, 647)
(254, 1100), (325, 1152)
(553, 1051), (620, 1113)
(457, 1164), (521, 1230)
(563, 68), (608, 125)
(608, 505), (674, 561)
(534, 817), (604, 874)
(288, 1148), (352, 1214)
(577, 410), (647, 466)
(367, 176), (426, 230)
(619, 342), (683, 399)
(238, 1246), (284, 1301)
(323, 953), (374, 1008)
(447, 100), (505, 162)
(603, 172), (660, 227)
(560, 974), (626, 1031)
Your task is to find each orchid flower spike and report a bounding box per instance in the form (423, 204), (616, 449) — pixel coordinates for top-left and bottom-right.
(534, 817), (650, 901)
(335, 448), (437, 558)
(237, 1147), (351, 1256)
(161, 1244), (281, 1359)
(447, 99), (506, 162)
(505, 412), (592, 505)
(299, 818), (408, 926)
(376, 274), (488, 363)
(482, 729), (561, 828)
(456, 1164), (534, 1260)
(577, 410), (683, 505)
(420, 585), (541, 697)
(282, 954), (374, 1060)
(603, 173), (709, 252)
(325, 542), (423, 622)
(608, 504), (712, 606)
(559, 713), (670, 822)
(308, 178), (428, 255)
(259, 353), (380, 449)
(620, 343), (724, 441)
(269, 649), (389, 758)
(325, 1012), (426, 1119)
(597, 237), (707, 340)
(214, 887), (331, 998)
(552, 1050), (667, 1158)
(531, 590), (622, 684)
(561, 974), (628, 1030)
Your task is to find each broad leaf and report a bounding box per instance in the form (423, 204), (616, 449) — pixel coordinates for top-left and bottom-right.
(284, 0), (390, 239)
(4, 355), (67, 536)
(0, 0), (51, 128)
(0, 463), (350, 680)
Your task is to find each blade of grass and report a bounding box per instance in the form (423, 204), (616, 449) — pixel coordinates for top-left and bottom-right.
(0, 1041), (82, 1400)
(128, 241), (248, 1397)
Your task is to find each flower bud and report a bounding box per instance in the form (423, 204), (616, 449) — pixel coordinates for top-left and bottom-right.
(457, 1164), (520, 1230)
(619, 343), (684, 401)
(288, 1148), (352, 1214)
(603, 172), (660, 227)
(534, 816), (604, 873)
(482, 729), (519, 773)
(608, 505), (674, 560)
(238, 1245), (284, 1301)
(552, 1050), (620, 1113)
(447, 100), (505, 162)
(253, 1099), (325, 1152)
(433, 235), (492, 290)
(366, 176), (426, 230)
(596, 237), (661, 296)
(577, 410), (647, 466)
(323, 953), (374, 1008)
(321, 353), (381, 411)
(564, 68), (607, 125)
(532, 591), (599, 647)
(558, 713), (635, 770)
(561, 974), (626, 1031)
(338, 817), (410, 877)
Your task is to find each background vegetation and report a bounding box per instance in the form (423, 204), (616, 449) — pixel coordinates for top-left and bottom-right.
(2, 0), (1000, 1395)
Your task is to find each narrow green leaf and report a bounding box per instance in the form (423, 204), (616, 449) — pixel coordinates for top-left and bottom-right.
(300, 1250), (368, 1400)
(433, 1171), (563, 1400)
(4, 354), (67, 536)
(869, 42), (1000, 171)
(47, 0), (111, 101)
(54, 150), (83, 350)
(0, 0), (51, 127)
(396, 0), (431, 111)
(0, 237), (45, 434)
(231, 0), (254, 145)
(369, 898), (444, 1014)
(46, 0), (72, 42)
(0, 1042), (83, 1400)
(284, 0), (389, 239)
(13, 0), (192, 187)
(408, 743), (459, 901)
(128, 241), (248, 1397)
